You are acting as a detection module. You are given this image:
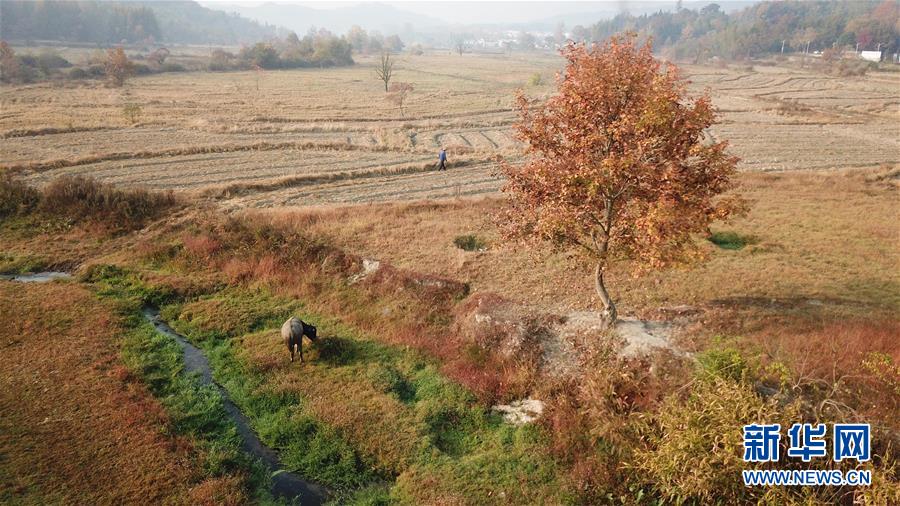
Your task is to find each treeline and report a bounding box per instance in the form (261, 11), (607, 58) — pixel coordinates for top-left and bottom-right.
(0, 0), (275, 45)
(0, 0), (161, 44)
(0, 29), (358, 85)
(0, 41), (184, 84)
(346, 26), (405, 54)
(571, 0), (899, 61)
(134, 0), (276, 45)
(211, 30), (353, 70)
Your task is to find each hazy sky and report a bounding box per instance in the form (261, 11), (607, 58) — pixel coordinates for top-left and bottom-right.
(200, 1), (684, 25)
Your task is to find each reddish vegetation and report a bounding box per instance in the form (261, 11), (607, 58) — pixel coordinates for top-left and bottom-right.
(162, 213), (534, 404)
(0, 282), (244, 504)
(754, 319), (900, 428)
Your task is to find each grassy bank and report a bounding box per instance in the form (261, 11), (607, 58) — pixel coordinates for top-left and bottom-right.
(0, 281), (253, 504)
(1, 168), (897, 503)
(84, 265), (568, 504)
(84, 265), (274, 503)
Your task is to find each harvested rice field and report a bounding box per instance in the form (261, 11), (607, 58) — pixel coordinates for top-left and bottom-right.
(2, 53), (898, 206)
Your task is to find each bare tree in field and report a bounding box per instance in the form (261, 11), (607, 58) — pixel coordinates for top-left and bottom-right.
(148, 47), (170, 66)
(386, 82), (413, 117)
(454, 38), (465, 56)
(375, 51), (393, 92)
(499, 34), (744, 323)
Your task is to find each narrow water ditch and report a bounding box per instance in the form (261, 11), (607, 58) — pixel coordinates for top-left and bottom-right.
(0, 271), (72, 282)
(142, 306), (329, 505)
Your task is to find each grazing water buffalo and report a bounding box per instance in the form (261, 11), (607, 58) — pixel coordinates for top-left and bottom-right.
(281, 316), (317, 363)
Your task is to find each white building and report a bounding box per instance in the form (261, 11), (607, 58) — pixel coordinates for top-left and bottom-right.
(860, 50), (882, 62)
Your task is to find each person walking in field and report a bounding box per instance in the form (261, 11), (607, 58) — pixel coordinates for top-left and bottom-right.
(438, 148), (447, 171)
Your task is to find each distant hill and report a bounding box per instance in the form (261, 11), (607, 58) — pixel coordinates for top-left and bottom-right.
(511, 2), (757, 32)
(206, 1), (444, 36)
(0, 0), (278, 45)
(573, 0), (899, 60)
(135, 1), (279, 45)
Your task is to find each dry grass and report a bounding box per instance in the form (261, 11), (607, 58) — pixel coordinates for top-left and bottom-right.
(1, 50), (898, 503)
(1, 164), (897, 502)
(257, 168), (899, 318)
(39, 175), (180, 231)
(0, 282), (243, 504)
(166, 212), (527, 405)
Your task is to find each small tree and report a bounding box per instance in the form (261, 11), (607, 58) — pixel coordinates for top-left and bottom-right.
(375, 51), (393, 91)
(499, 35), (743, 322)
(385, 34), (404, 53)
(454, 38), (466, 56)
(386, 82), (413, 117)
(105, 47), (134, 87)
(0, 40), (22, 83)
(147, 47), (169, 66)
(122, 103), (142, 124)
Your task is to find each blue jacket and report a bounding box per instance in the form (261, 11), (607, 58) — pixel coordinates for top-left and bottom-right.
(439, 150), (447, 162)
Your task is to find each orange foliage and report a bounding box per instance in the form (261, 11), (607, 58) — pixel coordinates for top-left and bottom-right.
(105, 47), (134, 87)
(500, 33), (744, 319)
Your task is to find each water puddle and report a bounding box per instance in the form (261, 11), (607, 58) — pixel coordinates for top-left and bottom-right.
(0, 271), (72, 283)
(142, 306), (328, 505)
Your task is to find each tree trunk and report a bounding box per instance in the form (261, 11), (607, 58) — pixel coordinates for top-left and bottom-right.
(594, 261), (617, 323)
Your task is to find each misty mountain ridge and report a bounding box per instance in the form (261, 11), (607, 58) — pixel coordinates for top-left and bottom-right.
(206, 2), (444, 36)
(203, 1), (757, 36)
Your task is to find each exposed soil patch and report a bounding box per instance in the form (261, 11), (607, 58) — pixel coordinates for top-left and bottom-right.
(493, 398), (545, 426)
(615, 317), (682, 358)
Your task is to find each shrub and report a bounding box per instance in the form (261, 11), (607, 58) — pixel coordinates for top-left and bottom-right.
(39, 175), (178, 230)
(1, 41), (24, 83)
(159, 62), (186, 73)
(239, 43), (280, 69)
(86, 64), (105, 77)
(122, 103), (142, 124)
(209, 49), (236, 71)
(707, 230), (757, 250)
(104, 47), (134, 87)
(66, 67), (89, 79)
(634, 378), (798, 503)
(696, 346), (749, 382)
(35, 50), (71, 70)
(528, 72), (543, 86)
(0, 174), (40, 218)
(453, 234), (486, 251)
(131, 63), (152, 75)
(837, 60), (870, 77)
(181, 234), (222, 263)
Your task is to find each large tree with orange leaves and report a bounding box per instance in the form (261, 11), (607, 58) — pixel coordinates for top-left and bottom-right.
(500, 34), (743, 322)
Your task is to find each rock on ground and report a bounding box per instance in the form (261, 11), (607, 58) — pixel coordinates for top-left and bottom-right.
(493, 398), (545, 426)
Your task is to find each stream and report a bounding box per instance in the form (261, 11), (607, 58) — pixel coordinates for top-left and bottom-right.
(0, 271), (72, 282)
(142, 306), (329, 505)
(6, 272), (330, 503)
